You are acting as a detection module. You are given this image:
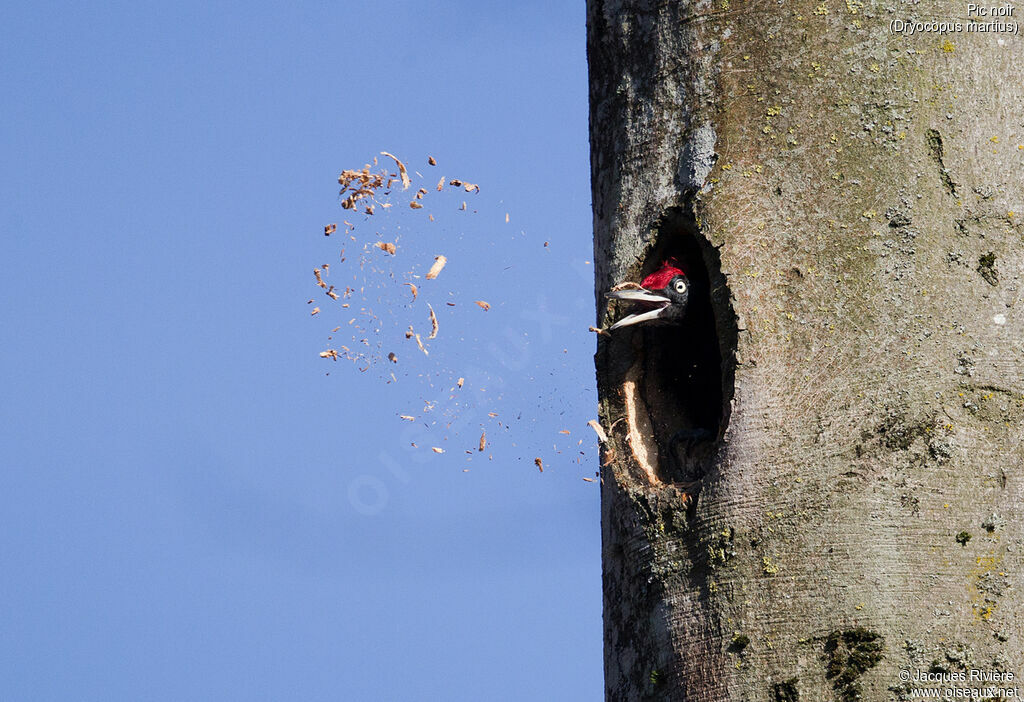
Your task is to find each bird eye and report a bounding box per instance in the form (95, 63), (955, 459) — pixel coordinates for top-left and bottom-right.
(673, 280), (687, 294)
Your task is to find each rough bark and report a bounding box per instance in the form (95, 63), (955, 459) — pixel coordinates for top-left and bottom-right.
(588, 1), (1023, 700)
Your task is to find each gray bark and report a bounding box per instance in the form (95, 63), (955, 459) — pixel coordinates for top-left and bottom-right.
(588, 1), (1024, 700)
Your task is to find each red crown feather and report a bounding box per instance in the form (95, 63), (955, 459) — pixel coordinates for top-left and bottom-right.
(640, 258), (686, 290)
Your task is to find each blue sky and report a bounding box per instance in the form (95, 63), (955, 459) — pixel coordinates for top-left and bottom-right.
(1, 2), (600, 700)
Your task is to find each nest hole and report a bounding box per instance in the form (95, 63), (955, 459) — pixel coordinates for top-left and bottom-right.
(640, 207), (736, 483)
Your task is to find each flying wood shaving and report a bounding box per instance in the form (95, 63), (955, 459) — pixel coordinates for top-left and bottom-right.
(464, 182), (479, 193)
(534, 458), (544, 473)
(449, 178), (462, 187)
(324, 224), (336, 236)
(601, 447), (616, 467)
(425, 255), (447, 280)
(479, 432), (486, 451)
(589, 326), (611, 337)
(400, 415), (415, 421)
(380, 151), (411, 190)
(414, 333), (428, 355)
(416, 188), (427, 198)
(432, 447), (444, 454)
(327, 288), (339, 300)
(474, 300), (490, 311)
(338, 166), (386, 210)
(488, 412), (498, 418)
(457, 377), (464, 388)
(427, 304), (439, 339)
(313, 269), (326, 288)
(436, 177), (445, 191)
(428, 156), (437, 166)
(319, 349), (339, 361)
(310, 307), (320, 316)
(582, 477), (595, 482)
(387, 352), (398, 363)
(505, 213), (509, 223)
(460, 202), (466, 211)
(588, 420), (609, 443)
(332, 326), (340, 332)
(375, 241), (397, 255)
(559, 430), (570, 435)
(409, 201), (423, 209)
(404, 283), (418, 301)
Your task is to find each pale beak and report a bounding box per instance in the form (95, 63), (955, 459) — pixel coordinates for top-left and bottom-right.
(606, 289), (671, 304)
(605, 288), (670, 330)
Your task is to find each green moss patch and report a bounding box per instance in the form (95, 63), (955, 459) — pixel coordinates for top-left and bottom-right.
(823, 628), (884, 701)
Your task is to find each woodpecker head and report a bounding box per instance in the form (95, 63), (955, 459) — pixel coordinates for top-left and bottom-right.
(606, 258), (689, 330)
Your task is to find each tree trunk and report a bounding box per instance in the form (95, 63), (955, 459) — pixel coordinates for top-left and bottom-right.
(588, 1), (1023, 699)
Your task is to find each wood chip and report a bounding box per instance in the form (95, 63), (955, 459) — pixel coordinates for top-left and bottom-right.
(589, 326), (611, 337)
(387, 352), (398, 363)
(558, 430), (570, 435)
(505, 213), (510, 223)
(313, 269), (326, 288)
(409, 201), (423, 209)
(601, 447), (616, 467)
(380, 151), (411, 190)
(324, 224), (336, 236)
(479, 432), (486, 451)
(425, 255), (447, 280)
(404, 283), (418, 301)
(414, 333), (428, 355)
(427, 303), (439, 339)
(582, 477), (595, 482)
(375, 241), (397, 255)
(310, 307), (320, 316)
(432, 447), (444, 454)
(588, 420), (609, 443)
(428, 156), (437, 166)
(457, 377), (464, 388)
(474, 300), (490, 311)
(534, 457), (544, 473)
(436, 176), (445, 191)
(400, 415), (415, 421)
(319, 349), (339, 361)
